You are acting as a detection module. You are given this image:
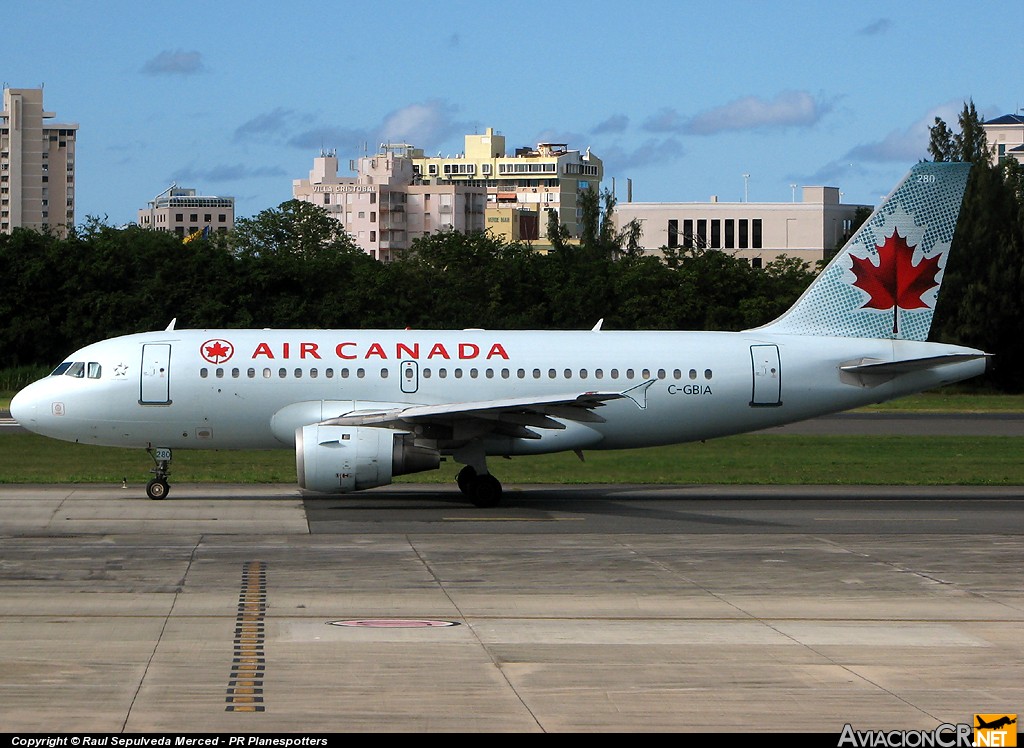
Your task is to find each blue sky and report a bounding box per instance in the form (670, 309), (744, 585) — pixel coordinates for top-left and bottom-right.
(5, 0), (1021, 224)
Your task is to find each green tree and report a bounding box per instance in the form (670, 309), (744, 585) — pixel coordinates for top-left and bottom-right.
(930, 102), (1024, 390)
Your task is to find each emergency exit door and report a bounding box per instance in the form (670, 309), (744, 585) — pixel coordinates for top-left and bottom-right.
(400, 360), (419, 394)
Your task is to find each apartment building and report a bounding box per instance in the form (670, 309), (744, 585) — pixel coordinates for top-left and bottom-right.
(137, 184), (235, 238)
(0, 87), (78, 237)
(614, 186), (871, 267)
(983, 114), (1024, 167)
(293, 146), (486, 261)
(293, 127), (601, 259)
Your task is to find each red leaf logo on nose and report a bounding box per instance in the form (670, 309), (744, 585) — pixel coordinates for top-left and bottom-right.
(851, 230), (941, 311)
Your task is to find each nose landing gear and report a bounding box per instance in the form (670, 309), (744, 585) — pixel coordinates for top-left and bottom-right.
(146, 447), (172, 500)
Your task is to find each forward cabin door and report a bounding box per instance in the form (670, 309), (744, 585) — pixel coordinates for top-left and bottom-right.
(749, 344), (781, 407)
(140, 343), (172, 404)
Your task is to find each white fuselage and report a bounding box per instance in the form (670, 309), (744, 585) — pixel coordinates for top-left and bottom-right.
(12, 328), (986, 455)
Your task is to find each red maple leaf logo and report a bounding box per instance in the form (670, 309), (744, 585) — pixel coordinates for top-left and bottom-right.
(851, 230), (941, 312)
(201, 339), (234, 364)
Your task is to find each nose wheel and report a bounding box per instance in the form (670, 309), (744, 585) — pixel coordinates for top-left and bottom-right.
(146, 447), (172, 500)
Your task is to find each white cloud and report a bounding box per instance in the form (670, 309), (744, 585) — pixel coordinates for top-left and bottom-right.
(684, 91), (831, 135)
(142, 49), (204, 76)
(377, 100), (464, 148)
(843, 101), (963, 163)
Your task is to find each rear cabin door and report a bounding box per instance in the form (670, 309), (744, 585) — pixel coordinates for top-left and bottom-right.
(749, 344), (782, 407)
(140, 344), (172, 404)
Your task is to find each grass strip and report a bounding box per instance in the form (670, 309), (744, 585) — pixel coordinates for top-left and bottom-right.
(1, 433), (1021, 486)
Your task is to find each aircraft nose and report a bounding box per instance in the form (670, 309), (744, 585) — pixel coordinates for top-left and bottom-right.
(10, 385), (38, 426)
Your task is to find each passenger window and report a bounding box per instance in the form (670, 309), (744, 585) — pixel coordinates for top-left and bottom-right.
(248, 368), (256, 378)
(611, 369), (619, 379)
(579, 369), (588, 379)
(533, 369), (541, 379)
(470, 368), (479, 379)
(705, 369), (713, 380)
(642, 368), (651, 379)
(216, 368), (224, 378)
(563, 368), (572, 379)
(485, 369), (494, 379)
(200, 368), (209, 379)
(595, 369), (603, 379)
(341, 368), (350, 379)
(294, 368), (302, 378)
(325, 368), (334, 378)
(548, 369), (556, 379)
(263, 368), (271, 379)
(423, 368), (432, 379)
(231, 368), (240, 378)
(673, 369), (681, 379)
(380, 368), (389, 379)
(689, 369), (697, 380)
(439, 368), (447, 379)
(87, 362), (102, 379)
(455, 369), (463, 379)
(310, 368), (318, 378)
(357, 368), (365, 378)
(626, 368), (634, 379)
(279, 368), (287, 378)
(657, 369), (666, 379)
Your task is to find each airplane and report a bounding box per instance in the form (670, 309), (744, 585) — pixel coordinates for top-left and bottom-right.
(11, 162), (988, 506)
(976, 716), (1017, 730)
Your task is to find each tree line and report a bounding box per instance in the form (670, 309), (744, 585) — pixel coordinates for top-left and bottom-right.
(1, 101), (1021, 390)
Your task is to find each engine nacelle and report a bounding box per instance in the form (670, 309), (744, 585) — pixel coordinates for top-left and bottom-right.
(295, 424), (440, 493)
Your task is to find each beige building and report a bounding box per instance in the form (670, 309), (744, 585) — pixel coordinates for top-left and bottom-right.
(614, 187), (870, 267)
(0, 87), (78, 237)
(982, 114), (1024, 167)
(137, 184), (235, 238)
(412, 128), (602, 240)
(293, 127), (601, 260)
(293, 145), (486, 261)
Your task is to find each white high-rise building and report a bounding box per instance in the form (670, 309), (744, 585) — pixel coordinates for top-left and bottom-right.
(0, 88), (78, 237)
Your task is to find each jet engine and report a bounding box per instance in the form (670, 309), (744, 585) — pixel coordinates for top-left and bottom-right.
(295, 424), (440, 493)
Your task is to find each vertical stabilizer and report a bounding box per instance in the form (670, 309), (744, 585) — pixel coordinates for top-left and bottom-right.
(753, 162), (971, 341)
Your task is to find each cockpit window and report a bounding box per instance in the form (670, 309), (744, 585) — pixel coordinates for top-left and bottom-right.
(65, 362), (85, 378)
(87, 362), (102, 379)
(51, 362), (73, 376)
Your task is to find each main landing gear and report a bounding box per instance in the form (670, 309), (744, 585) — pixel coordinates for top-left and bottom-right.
(456, 466), (503, 508)
(146, 447), (172, 500)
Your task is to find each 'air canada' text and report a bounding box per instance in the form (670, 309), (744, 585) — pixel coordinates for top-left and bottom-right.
(250, 341), (511, 361)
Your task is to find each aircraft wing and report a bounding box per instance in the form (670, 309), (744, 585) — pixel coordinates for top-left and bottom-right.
(320, 383), (652, 440)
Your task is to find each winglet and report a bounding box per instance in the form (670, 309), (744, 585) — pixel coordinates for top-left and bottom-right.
(165, 318), (177, 331)
(591, 318), (604, 332)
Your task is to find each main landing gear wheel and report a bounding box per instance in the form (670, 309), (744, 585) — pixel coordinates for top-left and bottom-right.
(146, 478), (170, 500)
(456, 466), (503, 508)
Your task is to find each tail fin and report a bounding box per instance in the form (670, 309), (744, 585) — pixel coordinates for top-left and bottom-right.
(753, 162), (971, 341)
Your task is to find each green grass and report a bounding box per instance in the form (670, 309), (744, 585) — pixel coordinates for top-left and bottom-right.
(859, 391), (1024, 412)
(2, 433), (1022, 486)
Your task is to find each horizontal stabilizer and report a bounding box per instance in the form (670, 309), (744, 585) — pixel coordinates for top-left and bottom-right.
(840, 353), (988, 375)
(839, 353), (989, 387)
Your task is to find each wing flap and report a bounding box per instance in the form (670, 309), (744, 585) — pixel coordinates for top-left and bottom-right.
(321, 390), (625, 432)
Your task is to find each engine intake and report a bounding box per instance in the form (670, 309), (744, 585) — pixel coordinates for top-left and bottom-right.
(296, 424), (440, 493)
